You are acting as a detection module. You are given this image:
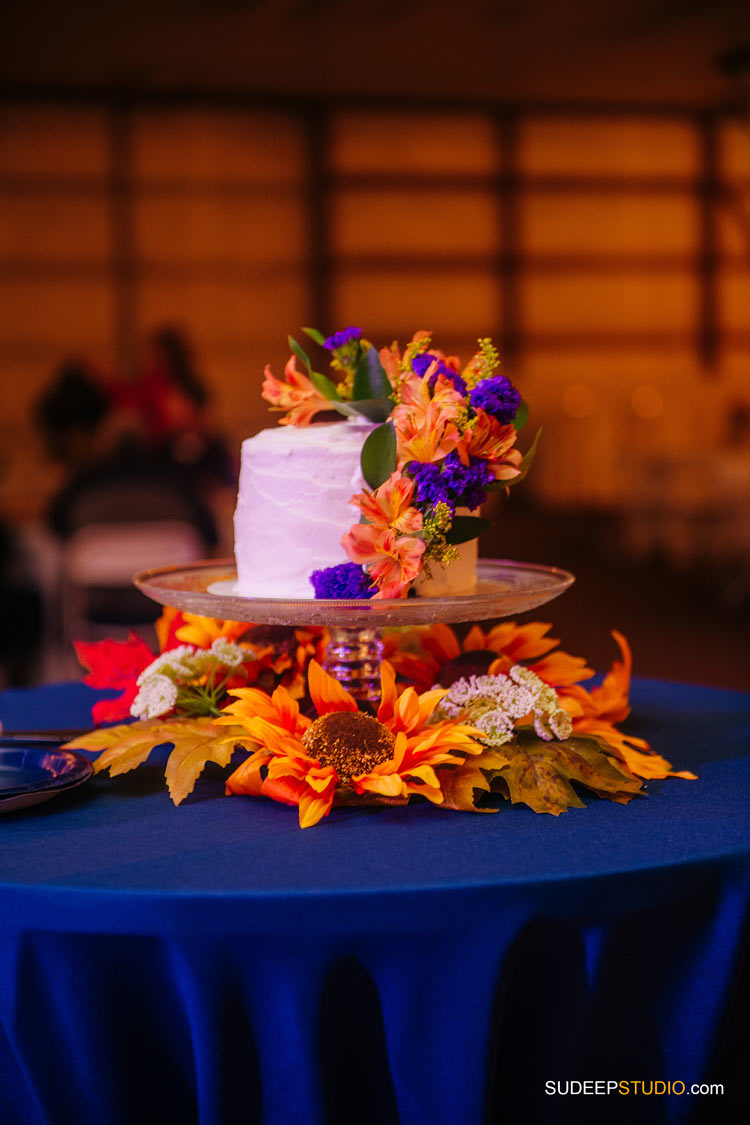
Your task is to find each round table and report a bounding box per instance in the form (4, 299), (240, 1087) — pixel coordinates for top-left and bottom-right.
(0, 679), (748, 1125)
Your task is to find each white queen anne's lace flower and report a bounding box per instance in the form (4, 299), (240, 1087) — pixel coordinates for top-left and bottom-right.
(136, 646), (197, 685)
(210, 637), (245, 668)
(437, 664), (573, 746)
(131, 673), (179, 719)
(473, 708), (516, 746)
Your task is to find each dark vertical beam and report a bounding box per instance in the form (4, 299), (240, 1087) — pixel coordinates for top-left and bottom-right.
(303, 107), (331, 331)
(108, 103), (136, 375)
(697, 113), (719, 372)
(496, 112), (521, 368)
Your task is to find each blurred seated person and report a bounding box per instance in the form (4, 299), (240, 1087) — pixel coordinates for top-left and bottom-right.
(35, 351), (219, 549)
(109, 326), (234, 486)
(35, 357), (111, 470)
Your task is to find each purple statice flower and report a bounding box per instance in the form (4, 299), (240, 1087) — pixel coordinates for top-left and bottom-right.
(408, 459), (450, 509)
(442, 451), (495, 510)
(412, 353), (468, 397)
(408, 452), (495, 513)
(324, 326), (362, 351)
(309, 562), (375, 599)
(469, 375), (521, 424)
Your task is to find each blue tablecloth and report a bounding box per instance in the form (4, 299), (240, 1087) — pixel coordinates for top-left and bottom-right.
(0, 679), (748, 1125)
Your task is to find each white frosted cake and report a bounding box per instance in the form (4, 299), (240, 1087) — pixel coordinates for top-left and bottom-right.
(234, 417), (374, 598)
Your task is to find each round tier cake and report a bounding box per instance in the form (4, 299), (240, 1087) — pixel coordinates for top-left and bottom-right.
(233, 417), (374, 598)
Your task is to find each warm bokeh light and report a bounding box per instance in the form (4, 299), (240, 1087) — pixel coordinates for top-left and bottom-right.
(631, 384), (665, 420)
(562, 384), (597, 419)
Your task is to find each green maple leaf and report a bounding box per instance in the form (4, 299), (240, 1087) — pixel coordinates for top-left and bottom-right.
(489, 731), (644, 816)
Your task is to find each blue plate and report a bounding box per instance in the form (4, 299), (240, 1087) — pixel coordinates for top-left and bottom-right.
(0, 743), (93, 812)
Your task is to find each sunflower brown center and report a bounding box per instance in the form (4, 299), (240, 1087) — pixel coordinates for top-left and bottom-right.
(302, 710), (395, 783)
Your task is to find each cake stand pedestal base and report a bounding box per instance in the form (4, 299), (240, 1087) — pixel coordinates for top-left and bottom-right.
(323, 627), (384, 704)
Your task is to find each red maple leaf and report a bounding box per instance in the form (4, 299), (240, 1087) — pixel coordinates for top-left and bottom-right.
(74, 631), (156, 724)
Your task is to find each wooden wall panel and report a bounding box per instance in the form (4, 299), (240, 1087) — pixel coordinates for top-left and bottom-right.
(135, 276), (308, 345)
(133, 192), (307, 267)
(331, 270), (501, 337)
(519, 117), (699, 177)
(331, 189), (501, 256)
(0, 194), (112, 263)
(0, 107), (109, 178)
(717, 270), (750, 333)
(521, 272), (699, 334)
(521, 192), (698, 256)
(330, 112), (498, 174)
(131, 110), (305, 184)
(1, 279), (115, 351)
(719, 122), (750, 179)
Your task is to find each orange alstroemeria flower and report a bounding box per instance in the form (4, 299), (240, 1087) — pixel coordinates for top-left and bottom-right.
(262, 354), (331, 427)
(349, 471), (423, 535)
(378, 330), (432, 394)
(396, 368), (463, 417)
(342, 525), (426, 599)
(392, 373), (464, 467)
(460, 410), (522, 480)
(218, 659), (484, 827)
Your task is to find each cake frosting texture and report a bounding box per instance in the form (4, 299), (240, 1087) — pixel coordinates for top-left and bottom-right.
(234, 418), (373, 598)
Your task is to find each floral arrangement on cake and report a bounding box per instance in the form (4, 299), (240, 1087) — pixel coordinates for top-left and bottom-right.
(66, 613), (695, 825)
(263, 327), (539, 599)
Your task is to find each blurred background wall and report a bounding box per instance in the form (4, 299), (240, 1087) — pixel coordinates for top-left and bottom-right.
(1, 0), (749, 686)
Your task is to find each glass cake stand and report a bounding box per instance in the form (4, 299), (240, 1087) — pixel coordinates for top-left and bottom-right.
(134, 558), (574, 702)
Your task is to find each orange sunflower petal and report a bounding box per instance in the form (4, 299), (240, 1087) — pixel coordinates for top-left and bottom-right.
(530, 651), (594, 687)
(588, 630), (633, 723)
(484, 621), (559, 662)
(377, 660), (398, 725)
(218, 685), (308, 735)
(463, 624), (489, 652)
(270, 684), (302, 732)
(155, 607), (181, 652)
(420, 623), (462, 664)
(393, 686), (446, 733)
(225, 750), (272, 797)
(403, 762), (440, 788)
(353, 772), (405, 798)
(404, 780), (444, 805)
(308, 659), (358, 715)
(298, 790), (336, 828)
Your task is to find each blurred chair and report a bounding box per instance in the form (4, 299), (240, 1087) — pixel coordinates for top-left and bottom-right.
(60, 519), (205, 649)
(47, 458), (219, 671)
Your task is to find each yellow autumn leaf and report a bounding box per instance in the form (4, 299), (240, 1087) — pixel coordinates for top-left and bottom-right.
(439, 748), (511, 812)
(65, 719), (257, 805)
(163, 721), (257, 805)
(495, 732), (644, 816)
(65, 720), (167, 777)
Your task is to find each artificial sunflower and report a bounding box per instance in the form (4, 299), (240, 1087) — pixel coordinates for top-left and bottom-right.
(216, 659), (484, 827)
(382, 620), (592, 691)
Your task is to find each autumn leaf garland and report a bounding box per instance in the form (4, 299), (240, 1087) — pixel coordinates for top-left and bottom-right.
(66, 612), (696, 824)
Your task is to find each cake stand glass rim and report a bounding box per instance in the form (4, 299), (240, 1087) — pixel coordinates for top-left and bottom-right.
(133, 558), (575, 627)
